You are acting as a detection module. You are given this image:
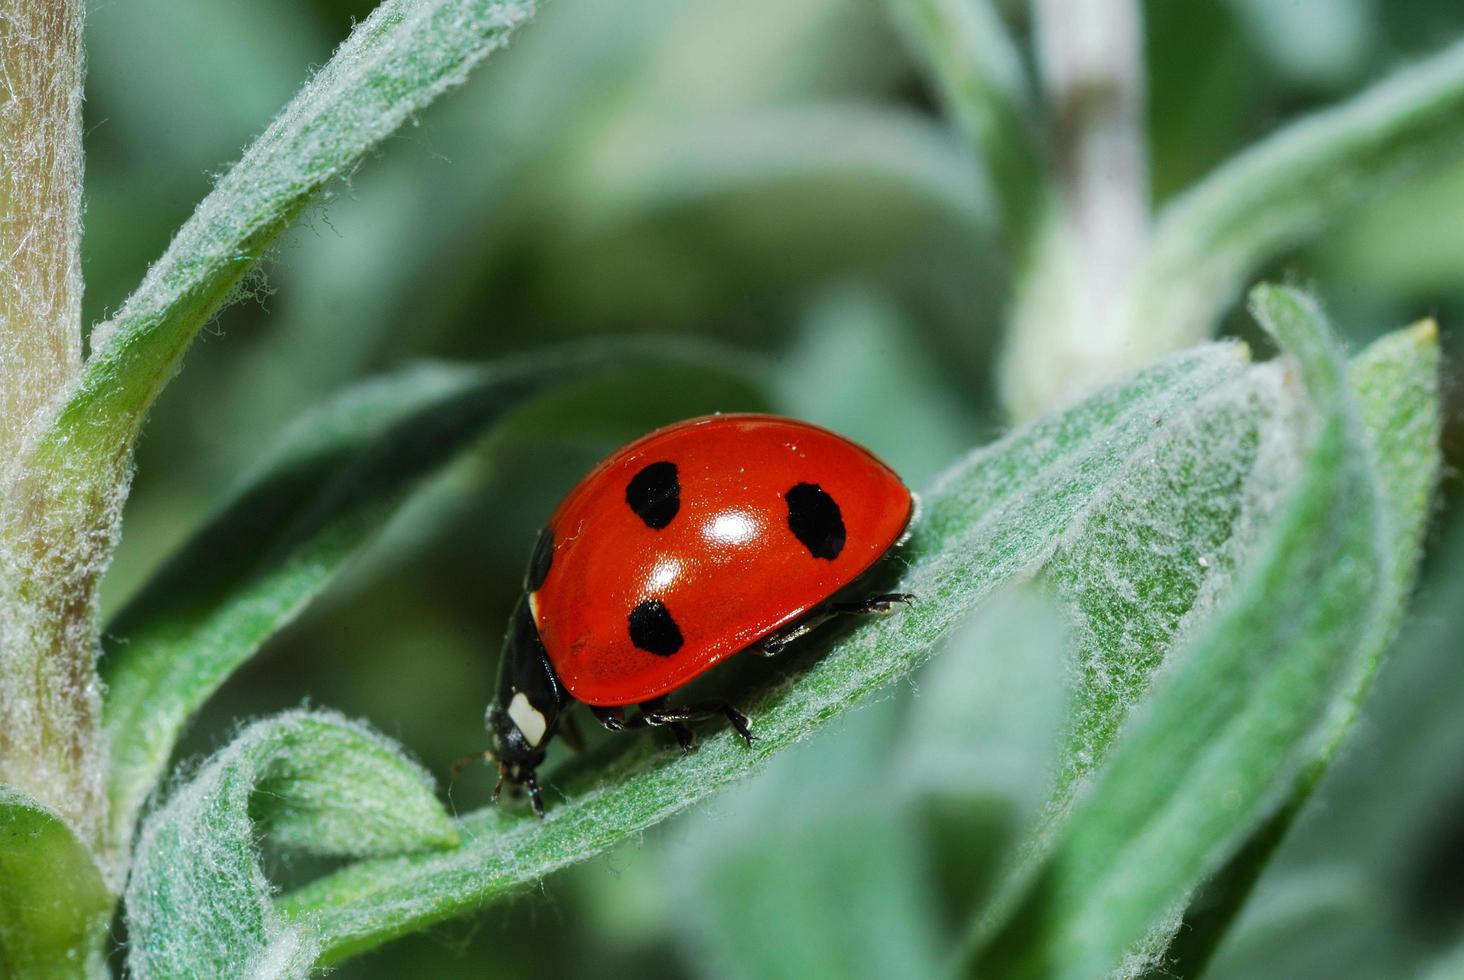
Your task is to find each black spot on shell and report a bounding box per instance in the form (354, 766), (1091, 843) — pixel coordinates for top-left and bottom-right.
(525, 525), (554, 592)
(626, 461), (680, 529)
(628, 599), (684, 656)
(785, 482), (845, 560)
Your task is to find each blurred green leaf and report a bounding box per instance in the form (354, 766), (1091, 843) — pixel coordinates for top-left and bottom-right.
(40, 0), (537, 475)
(82, 0), (325, 188)
(101, 344), (761, 856)
(345, 0), (949, 356)
(897, 584), (1069, 823)
(1225, 0), (1374, 89)
(1200, 865), (1386, 980)
(777, 286), (975, 490)
(1311, 157), (1464, 302)
(1145, 1), (1263, 202)
(676, 804), (947, 980)
(1422, 936), (1464, 980)
(664, 698), (931, 980)
(1332, 317), (1442, 655)
(0, 787), (111, 980)
(272, 344), (1247, 966)
(1121, 38), (1464, 355)
(971, 287), (1439, 978)
(881, 0), (1044, 254)
(596, 103), (988, 232)
(124, 711), (457, 979)
(896, 588), (1072, 941)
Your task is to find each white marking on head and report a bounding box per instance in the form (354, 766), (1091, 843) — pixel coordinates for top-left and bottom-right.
(527, 591), (542, 627)
(508, 691), (548, 747)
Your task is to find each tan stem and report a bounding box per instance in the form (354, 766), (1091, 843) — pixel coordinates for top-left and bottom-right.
(1, 0), (103, 855)
(1001, 0), (1152, 421)
(1035, 0), (1149, 302)
(1, 0), (84, 451)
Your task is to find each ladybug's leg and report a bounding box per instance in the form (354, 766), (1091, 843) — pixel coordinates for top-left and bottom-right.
(513, 767), (545, 817)
(755, 592), (916, 656)
(831, 592), (917, 615)
(636, 698), (696, 751)
(591, 703), (689, 746)
(644, 701), (755, 747)
(667, 722), (696, 752)
(593, 700), (753, 750)
(593, 699), (696, 750)
(589, 704), (628, 731)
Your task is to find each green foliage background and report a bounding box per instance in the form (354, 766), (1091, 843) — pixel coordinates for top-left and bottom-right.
(54, 0), (1464, 976)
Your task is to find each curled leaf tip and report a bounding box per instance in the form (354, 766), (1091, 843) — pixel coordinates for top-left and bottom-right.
(1408, 318), (1440, 344)
(124, 710), (460, 978)
(1246, 281), (1322, 319)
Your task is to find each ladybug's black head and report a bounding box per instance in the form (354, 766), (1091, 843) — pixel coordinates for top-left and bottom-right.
(484, 594), (568, 813)
(486, 700), (546, 769)
(484, 701), (547, 812)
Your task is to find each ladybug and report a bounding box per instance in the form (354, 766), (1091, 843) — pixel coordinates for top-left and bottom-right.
(478, 414), (915, 815)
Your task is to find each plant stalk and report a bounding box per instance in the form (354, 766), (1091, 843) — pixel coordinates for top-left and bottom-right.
(1001, 0), (1151, 420)
(0, 0), (105, 854)
(1, 0), (83, 451)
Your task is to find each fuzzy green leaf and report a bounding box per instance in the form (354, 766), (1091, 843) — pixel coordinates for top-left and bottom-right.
(970, 286), (1439, 978)
(0, 787), (111, 980)
(674, 802), (948, 980)
(100, 345), (760, 856)
(1321, 318), (1442, 738)
(1147, 316), (1442, 979)
(273, 344), (1249, 966)
(1122, 38), (1464, 354)
(123, 711), (457, 980)
(38, 0), (536, 474)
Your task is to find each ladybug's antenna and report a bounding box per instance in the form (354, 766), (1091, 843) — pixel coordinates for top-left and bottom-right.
(491, 765), (507, 801)
(450, 749), (497, 778)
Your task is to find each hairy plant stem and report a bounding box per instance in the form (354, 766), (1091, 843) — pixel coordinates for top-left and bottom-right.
(0, 0), (83, 452)
(1001, 0), (1150, 421)
(0, 0), (106, 855)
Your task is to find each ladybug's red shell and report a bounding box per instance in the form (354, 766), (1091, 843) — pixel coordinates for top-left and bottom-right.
(529, 414), (913, 707)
